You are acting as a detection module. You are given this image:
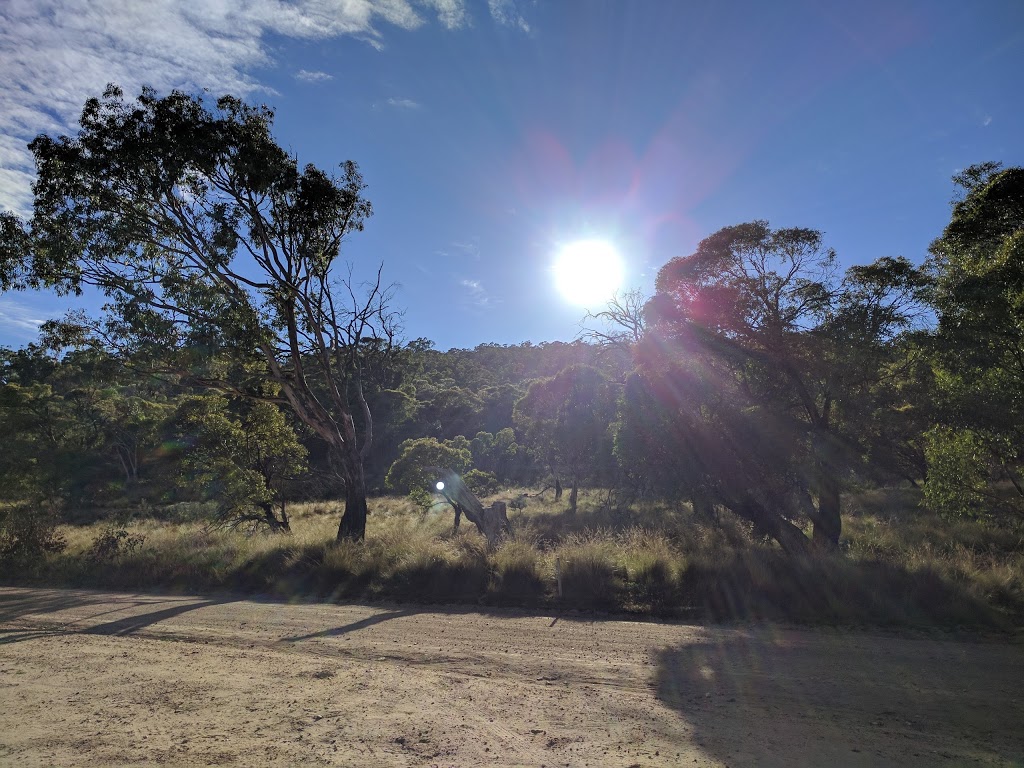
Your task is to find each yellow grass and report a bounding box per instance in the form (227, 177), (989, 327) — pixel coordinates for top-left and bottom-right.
(3, 487), (1022, 628)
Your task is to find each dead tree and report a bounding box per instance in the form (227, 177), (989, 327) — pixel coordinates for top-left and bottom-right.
(434, 470), (511, 547)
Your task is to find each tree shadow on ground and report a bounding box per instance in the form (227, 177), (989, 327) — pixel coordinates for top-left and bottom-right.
(0, 587), (121, 623)
(282, 608), (419, 642)
(0, 587), (235, 643)
(82, 597), (235, 636)
(653, 631), (1024, 767)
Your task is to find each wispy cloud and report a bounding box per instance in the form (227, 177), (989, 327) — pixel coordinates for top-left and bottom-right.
(488, 0), (531, 33)
(983, 115), (993, 127)
(295, 69), (333, 83)
(0, 0), (470, 214)
(459, 278), (495, 309)
(386, 97), (421, 110)
(422, 0), (468, 30)
(451, 238), (480, 259)
(0, 297), (45, 340)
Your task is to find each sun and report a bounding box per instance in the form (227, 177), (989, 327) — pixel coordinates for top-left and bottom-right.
(553, 239), (624, 307)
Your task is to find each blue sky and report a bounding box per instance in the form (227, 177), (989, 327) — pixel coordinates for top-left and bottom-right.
(1, 0), (1022, 349)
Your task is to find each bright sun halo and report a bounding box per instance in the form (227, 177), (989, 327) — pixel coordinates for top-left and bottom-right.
(553, 239), (624, 307)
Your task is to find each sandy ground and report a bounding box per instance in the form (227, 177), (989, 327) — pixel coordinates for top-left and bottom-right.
(0, 587), (1022, 767)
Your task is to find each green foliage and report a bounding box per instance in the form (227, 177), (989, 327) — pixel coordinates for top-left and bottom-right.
(176, 396), (307, 531)
(922, 427), (990, 518)
(4, 149), (1024, 574)
(385, 437), (472, 496)
(0, 84), (398, 541)
(463, 468), (499, 496)
(649, 220), (928, 550)
(513, 365), (616, 511)
(0, 503), (66, 563)
(925, 164), (1024, 514)
(469, 428), (528, 483)
(87, 526), (146, 564)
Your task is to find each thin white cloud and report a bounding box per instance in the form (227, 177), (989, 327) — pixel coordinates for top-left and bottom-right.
(451, 238), (481, 259)
(386, 97), (421, 109)
(488, 0), (530, 33)
(459, 277), (495, 309)
(983, 115), (993, 127)
(421, 0), (467, 30)
(295, 69), (333, 82)
(0, 297), (45, 340)
(0, 0), (470, 215)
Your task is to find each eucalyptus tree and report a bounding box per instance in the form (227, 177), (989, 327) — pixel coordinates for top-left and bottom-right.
(651, 222), (924, 550)
(0, 85), (398, 540)
(513, 365), (616, 514)
(176, 396), (308, 532)
(925, 163), (1024, 514)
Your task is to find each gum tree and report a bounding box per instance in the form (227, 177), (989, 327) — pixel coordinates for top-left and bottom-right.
(652, 222), (924, 550)
(0, 85), (398, 540)
(925, 163), (1024, 511)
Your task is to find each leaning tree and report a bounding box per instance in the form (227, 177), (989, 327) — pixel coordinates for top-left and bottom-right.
(0, 85), (399, 540)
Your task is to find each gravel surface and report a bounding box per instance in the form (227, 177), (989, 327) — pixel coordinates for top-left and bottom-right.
(1, 586), (1022, 766)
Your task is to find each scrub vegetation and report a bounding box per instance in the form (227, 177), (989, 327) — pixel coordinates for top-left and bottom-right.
(3, 488), (1021, 629)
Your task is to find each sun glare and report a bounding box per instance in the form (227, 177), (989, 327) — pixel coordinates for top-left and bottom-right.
(553, 239), (624, 307)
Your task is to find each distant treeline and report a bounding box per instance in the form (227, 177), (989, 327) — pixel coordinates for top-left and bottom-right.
(0, 337), (615, 522)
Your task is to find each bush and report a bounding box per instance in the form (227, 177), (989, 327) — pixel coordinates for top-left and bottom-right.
(87, 526), (147, 564)
(923, 427), (990, 518)
(464, 469), (499, 496)
(0, 502), (66, 566)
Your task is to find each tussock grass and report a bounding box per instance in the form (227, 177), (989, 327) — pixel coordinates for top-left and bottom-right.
(3, 488), (1022, 629)
(557, 531), (623, 610)
(490, 534), (546, 605)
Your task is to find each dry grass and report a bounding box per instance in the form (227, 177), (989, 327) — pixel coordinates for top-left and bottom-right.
(3, 487), (1022, 629)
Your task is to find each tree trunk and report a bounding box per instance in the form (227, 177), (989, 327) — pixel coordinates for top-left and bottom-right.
(258, 503), (290, 533)
(554, 476), (562, 501)
(731, 495), (812, 558)
(337, 474), (369, 541)
(568, 477), (578, 515)
(812, 472), (841, 551)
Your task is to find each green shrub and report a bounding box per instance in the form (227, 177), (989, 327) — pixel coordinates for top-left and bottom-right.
(923, 427), (990, 518)
(0, 502), (66, 566)
(87, 526), (147, 564)
(464, 469), (499, 496)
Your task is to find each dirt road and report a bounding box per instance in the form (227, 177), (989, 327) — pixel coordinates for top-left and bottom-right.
(1, 586), (1021, 766)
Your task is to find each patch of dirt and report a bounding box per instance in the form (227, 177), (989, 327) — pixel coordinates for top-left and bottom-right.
(0, 586), (1022, 766)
